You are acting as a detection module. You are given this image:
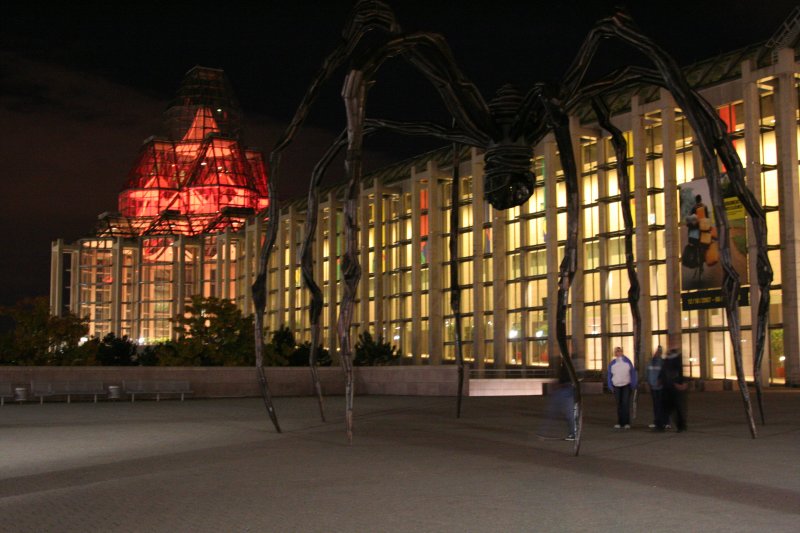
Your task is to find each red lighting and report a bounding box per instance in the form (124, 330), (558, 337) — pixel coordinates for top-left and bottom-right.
(118, 106), (268, 234)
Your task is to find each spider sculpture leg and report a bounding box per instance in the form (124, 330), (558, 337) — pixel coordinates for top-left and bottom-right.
(262, 9), (496, 440)
(542, 96), (585, 456)
(253, 1), (402, 437)
(561, 10), (772, 436)
(299, 125), (382, 424)
(299, 130), (350, 423)
(591, 96), (642, 391)
(705, 101), (772, 424)
(338, 69), (369, 443)
(514, 85), (586, 454)
(252, 154), (282, 433)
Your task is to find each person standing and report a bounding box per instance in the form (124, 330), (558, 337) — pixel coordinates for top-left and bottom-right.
(661, 348), (688, 432)
(646, 345), (666, 430)
(607, 346), (637, 429)
(539, 361), (577, 441)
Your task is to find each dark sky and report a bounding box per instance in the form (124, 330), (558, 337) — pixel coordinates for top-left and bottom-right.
(1, 0), (796, 305)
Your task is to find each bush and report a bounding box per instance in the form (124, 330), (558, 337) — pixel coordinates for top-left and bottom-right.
(289, 342), (332, 367)
(263, 325), (333, 367)
(353, 331), (399, 366)
(139, 342), (183, 366)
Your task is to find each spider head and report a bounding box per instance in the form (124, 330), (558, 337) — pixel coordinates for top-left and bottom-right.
(483, 142), (535, 210)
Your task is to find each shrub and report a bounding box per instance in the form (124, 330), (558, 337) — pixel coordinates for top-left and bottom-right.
(263, 326), (333, 367)
(289, 342), (332, 367)
(263, 325), (295, 366)
(353, 331), (399, 366)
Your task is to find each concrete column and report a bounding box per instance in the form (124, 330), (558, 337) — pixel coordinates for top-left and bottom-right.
(359, 183), (371, 341)
(214, 234), (224, 300)
(596, 137), (611, 369)
(411, 171), (423, 364)
(313, 193), (326, 345)
(70, 246), (79, 316)
(275, 211), (287, 330)
(741, 58), (767, 385)
(50, 239), (65, 316)
(373, 182), (385, 340)
(428, 160), (444, 364)
(491, 185), (508, 369)
(132, 242), (143, 342)
(242, 221), (255, 315)
(518, 181), (529, 369)
(689, 122), (710, 372)
(569, 116), (586, 368)
(110, 241), (122, 335)
(293, 215), (307, 336)
(773, 48), (800, 386)
(326, 194), (339, 354)
(660, 90), (682, 349)
(286, 207), (298, 333)
(630, 96), (653, 373)
(173, 236), (185, 328)
(471, 148), (486, 370)
(544, 140), (561, 369)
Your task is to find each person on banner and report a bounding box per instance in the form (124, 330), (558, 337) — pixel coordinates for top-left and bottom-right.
(607, 346), (637, 429)
(683, 212), (704, 278)
(693, 194), (720, 268)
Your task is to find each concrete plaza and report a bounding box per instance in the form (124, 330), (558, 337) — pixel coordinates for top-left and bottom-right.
(1, 390), (798, 532)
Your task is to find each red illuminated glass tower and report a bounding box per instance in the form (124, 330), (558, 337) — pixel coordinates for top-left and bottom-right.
(115, 66), (269, 236)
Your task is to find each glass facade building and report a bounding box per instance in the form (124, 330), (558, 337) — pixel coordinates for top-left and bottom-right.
(52, 44), (800, 386)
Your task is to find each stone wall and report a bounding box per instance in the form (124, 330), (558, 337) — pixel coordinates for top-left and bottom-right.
(0, 366), (459, 399)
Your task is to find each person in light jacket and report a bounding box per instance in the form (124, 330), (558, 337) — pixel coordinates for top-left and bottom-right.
(607, 346), (637, 429)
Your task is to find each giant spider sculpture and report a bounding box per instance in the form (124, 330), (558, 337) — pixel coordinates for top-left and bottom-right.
(252, 0), (772, 454)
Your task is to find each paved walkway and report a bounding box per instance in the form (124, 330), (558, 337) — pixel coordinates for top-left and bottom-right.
(1, 390), (798, 532)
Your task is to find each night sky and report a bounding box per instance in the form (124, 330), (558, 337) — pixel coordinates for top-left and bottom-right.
(1, 0), (796, 306)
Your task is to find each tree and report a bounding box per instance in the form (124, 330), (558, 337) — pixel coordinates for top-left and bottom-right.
(172, 296), (254, 366)
(95, 333), (138, 366)
(262, 325), (295, 366)
(0, 297), (88, 365)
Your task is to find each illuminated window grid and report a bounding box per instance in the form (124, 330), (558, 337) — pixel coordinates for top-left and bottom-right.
(78, 240), (114, 339)
(441, 180), (476, 362)
(119, 247), (137, 339)
(139, 237), (174, 343)
(644, 114), (668, 342)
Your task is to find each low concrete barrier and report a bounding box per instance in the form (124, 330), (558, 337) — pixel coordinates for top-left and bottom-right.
(0, 366), (459, 399)
(355, 366), (458, 396)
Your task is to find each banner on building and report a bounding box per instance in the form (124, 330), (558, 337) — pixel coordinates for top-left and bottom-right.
(679, 176), (748, 307)
(681, 287), (750, 310)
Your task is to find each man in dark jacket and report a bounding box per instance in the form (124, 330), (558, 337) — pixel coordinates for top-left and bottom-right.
(660, 348), (688, 432)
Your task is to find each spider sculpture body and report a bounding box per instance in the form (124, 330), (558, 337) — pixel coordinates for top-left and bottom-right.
(252, 0), (772, 454)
